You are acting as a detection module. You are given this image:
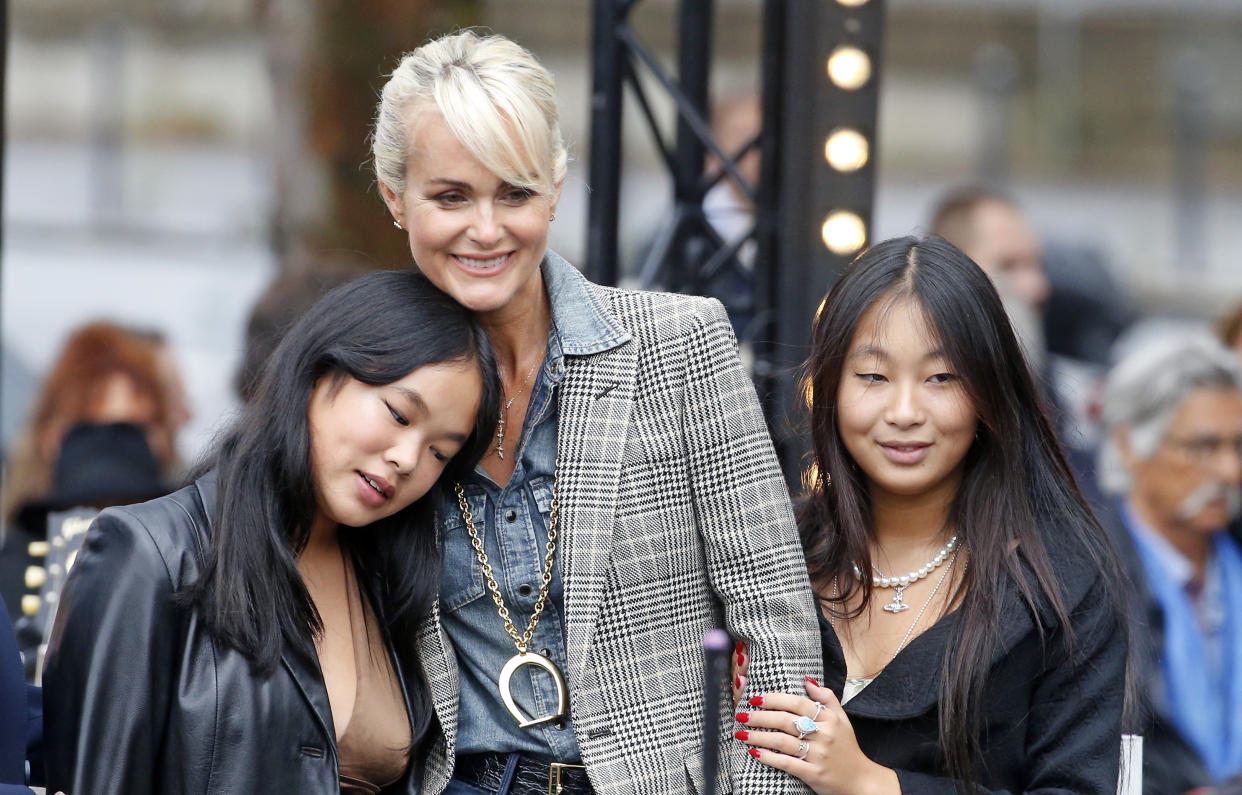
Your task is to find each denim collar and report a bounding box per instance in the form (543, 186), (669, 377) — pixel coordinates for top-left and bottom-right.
(541, 249), (631, 357)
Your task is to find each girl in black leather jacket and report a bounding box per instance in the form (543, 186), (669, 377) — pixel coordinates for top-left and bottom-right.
(43, 271), (499, 794)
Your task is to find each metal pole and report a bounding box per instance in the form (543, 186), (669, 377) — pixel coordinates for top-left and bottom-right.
(973, 42), (1018, 186)
(587, 0), (627, 286)
(754, 0), (786, 426)
(1172, 49), (1209, 273)
(670, 0), (713, 291)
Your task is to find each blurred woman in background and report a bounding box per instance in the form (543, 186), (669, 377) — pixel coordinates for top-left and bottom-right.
(0, 321), (182, 624)
(1, 321), (176, 522)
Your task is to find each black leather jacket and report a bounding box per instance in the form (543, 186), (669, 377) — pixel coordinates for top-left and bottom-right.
(43, 474), (428, 794)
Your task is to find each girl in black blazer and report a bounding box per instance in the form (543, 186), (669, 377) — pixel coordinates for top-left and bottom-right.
(735, 237), (1131, 793)
(43, 272), (500, 794)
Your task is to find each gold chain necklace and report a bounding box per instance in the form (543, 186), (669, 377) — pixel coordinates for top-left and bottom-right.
(495, 360), (540, 460)
(453, 475), (568, 728)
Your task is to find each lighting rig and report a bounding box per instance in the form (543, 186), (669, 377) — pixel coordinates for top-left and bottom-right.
(586, 0), (885, 484)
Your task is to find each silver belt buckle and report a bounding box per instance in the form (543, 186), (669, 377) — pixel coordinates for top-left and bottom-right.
(548, 762), (587, 794)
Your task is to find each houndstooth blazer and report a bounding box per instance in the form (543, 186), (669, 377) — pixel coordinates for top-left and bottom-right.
(416, 256), (822, 794)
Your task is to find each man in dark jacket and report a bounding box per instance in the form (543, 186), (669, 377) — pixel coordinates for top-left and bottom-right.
(1096, 333), (1242, 792)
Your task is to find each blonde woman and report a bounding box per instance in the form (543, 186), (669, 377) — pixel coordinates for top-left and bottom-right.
(372, 30), (821, 795)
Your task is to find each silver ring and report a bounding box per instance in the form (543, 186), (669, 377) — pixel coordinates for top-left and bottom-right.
(796, 740), (810, 760)
(794, 715), (819, 739)
(810, 702), (825, 722)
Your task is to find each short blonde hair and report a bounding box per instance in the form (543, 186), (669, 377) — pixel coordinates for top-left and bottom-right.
(372, 30), (568, 199)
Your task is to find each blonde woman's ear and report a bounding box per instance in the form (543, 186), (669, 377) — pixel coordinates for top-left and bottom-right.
(378, 180), (404, 217)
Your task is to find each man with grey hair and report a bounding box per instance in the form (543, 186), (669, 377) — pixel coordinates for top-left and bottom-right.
(1097, 332), (1242, 792)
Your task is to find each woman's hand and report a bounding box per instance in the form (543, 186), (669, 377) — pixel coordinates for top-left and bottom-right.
(731, 641), (749, 706)
(734, 678), (900, 795)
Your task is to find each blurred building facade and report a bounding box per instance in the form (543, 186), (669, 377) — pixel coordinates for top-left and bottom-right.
(5, 0), (1242, 464)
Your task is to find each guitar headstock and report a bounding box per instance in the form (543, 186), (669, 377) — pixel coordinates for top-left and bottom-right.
(29, 508), (98, 684)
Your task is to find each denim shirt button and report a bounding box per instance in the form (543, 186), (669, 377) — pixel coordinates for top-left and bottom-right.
(518, 584), (533, 597)
(505, 509), (518, 523)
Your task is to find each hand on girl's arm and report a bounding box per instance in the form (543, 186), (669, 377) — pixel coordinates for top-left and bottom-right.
(731, 640), (749, 706)
(735, 678), (900, 795)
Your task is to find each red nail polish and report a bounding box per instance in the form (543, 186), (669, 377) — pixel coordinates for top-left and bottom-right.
(805, 675), (820, 687)
(734, 675), (741, 689)
(737, 653), (746, 668)
(748, 748), (762, 758)
(748, 696), (764, 707)
(735, 712), (750, 723)
(735, 640), (745, 657)
(734, 730), (749, 741)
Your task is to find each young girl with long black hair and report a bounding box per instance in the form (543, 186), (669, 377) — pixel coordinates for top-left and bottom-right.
(735, 236), (1130, 793)
(44, 271), (500, 794)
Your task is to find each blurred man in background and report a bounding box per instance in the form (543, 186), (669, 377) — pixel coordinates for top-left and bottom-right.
(1097, 333), (1242, 793)
(930, 186), (1051, 314)
(930, 187), (1053, 377)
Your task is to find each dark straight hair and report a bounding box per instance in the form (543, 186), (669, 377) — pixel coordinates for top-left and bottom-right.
(179, 270), (499, 745)
(799, 236), (1130, 787)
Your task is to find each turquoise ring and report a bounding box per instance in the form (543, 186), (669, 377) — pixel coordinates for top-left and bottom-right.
(794, 715), (819, 738)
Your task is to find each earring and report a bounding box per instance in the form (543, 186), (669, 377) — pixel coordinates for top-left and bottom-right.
(550, 213), (556, 222)
(393, 219), (404, 231)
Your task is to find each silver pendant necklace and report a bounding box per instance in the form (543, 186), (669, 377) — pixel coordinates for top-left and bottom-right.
(832, 547), (964, 667)
(854, 534), (958, 613)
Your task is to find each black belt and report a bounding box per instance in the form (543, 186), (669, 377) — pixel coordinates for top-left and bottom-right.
(454, 752), (593, 795)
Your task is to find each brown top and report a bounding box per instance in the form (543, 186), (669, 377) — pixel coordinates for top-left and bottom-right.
(331, 563), (412, 794)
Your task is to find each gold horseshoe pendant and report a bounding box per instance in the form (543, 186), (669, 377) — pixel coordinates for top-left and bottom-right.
(498, 651), (569, 728)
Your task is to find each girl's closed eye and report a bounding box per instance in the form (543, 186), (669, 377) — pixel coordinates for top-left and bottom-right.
(385, 401), (409, 426)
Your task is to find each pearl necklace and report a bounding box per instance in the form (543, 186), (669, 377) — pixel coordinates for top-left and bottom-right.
(831, 547), (963, 669)
(853, 535), (958, 614)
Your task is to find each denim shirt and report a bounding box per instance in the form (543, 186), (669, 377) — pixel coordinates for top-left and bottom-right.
(1122, 503), (1226, 678)
(437, 251), (629, 761)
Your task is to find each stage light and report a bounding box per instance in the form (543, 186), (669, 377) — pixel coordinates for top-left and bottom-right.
(826, 46), (871, 91)
(836, 0), (870, 6)
(821, 211), (867, 256)
(825, 128), (869, 172)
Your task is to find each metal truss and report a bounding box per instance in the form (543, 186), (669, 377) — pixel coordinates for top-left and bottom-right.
(587, 1), (780, 329)
(586, 0), (884, 483)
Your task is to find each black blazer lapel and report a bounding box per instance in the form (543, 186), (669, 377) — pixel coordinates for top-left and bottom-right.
(280, 636), (337, 749)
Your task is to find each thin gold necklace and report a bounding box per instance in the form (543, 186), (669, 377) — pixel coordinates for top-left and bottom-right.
(495, 360), (540, 460)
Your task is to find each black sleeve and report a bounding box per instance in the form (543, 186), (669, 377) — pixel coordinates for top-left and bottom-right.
(42, 509), (178, 795)
(896, 578), (1127, 794)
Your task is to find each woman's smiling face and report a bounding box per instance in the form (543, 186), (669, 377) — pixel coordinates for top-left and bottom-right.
(380, 105), (558, 319)
(836, 294), (978, 505)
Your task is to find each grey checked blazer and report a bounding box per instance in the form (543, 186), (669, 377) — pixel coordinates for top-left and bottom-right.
(417, 264), (822, 794)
